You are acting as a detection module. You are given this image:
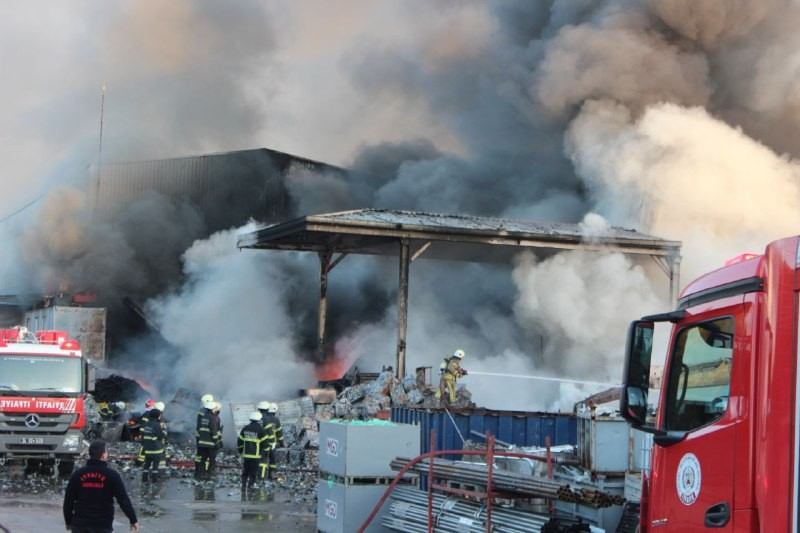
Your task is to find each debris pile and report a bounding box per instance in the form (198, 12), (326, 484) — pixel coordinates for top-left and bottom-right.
(317, 369), (475, 420)
(92, 374), (150, 403)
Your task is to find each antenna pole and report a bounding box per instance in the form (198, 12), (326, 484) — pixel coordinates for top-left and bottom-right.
(93, 84), (106, 217)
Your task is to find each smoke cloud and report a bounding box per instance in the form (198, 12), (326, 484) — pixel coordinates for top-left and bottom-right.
(3, 1), (800, 411)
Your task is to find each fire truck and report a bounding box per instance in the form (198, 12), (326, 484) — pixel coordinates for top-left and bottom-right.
(0, 326), (95, 476)
(620, 235), (800, 531)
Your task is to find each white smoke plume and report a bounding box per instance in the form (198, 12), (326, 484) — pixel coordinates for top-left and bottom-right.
(3, 1), (800, 411)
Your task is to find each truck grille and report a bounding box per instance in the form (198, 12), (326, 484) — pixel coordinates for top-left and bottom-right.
(0, 412), (76, 432)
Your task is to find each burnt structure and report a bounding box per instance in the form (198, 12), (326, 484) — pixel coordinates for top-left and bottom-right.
(237, 209), (682, 378)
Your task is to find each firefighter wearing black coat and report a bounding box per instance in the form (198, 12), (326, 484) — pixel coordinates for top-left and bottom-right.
(140, 408), (166, 485)
(257, 401), (285, 481)
(195, 399), (221, 481)
(237, 411), (269, 491)
(63, 439), (139, 532)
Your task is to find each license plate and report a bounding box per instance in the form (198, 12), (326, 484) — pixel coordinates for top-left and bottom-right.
(19, 437), (44, 444)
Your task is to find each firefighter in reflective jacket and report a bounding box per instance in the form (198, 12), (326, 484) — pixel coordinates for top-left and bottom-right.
(140, 407), (166, 485)
(195, 399), (221, 481)
(435, 349), (468, 404)
(257, 401), (284, 480)
(237, 411), (269, 491)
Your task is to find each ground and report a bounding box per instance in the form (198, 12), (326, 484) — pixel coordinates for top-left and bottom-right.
(0, 446), (318, 533)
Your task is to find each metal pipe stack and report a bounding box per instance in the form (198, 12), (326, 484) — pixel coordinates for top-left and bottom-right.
(381, 486), (552, 532)
(390, 457), (625, 509)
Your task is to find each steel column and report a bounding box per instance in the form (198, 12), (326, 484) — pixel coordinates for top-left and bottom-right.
(397, 238), (410, 378)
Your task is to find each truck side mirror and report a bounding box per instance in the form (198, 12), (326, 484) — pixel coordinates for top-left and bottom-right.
(621, 320), (654, 427)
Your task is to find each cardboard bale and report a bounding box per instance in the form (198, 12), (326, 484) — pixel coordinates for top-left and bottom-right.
(401, 375), (419, 392)
(333, 398), (352, 418)
(342, 384), (366, 403)
(315, 404), (334, 421)
(295, 416), (318, 433)
(406, 389), (425, 405)
(305, 429), (319, 448)
(389, 380), (408, 405)
(288, 449), (305, 466)
(305, 387), (337, 404)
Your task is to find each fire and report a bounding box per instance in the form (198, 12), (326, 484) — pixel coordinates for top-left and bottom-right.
(315, 356), (350, 381)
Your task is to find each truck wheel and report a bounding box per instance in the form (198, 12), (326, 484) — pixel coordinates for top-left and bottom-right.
(58, 461), (75, 478)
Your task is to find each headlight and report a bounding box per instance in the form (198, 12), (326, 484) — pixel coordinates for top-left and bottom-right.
(63, 435), (81, 450)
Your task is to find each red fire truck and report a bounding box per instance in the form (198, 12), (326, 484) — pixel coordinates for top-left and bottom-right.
(620, 235), (800, 531)
(0, 327), (95, 476)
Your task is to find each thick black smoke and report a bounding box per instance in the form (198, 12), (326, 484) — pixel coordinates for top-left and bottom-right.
(2, 1), (800, 410)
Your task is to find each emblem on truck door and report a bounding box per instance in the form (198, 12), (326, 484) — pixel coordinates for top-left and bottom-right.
(677, 453), (702, 505)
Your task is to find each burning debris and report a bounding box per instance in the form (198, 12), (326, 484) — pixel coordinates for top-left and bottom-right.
(318, 368), (476, 420)
(93, 374), (150, 403)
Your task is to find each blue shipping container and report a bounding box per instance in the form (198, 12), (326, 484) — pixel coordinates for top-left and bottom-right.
(391, 407), (576, 457)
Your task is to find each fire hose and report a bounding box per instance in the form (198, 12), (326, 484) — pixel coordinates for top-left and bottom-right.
(466, 370), (619, 388)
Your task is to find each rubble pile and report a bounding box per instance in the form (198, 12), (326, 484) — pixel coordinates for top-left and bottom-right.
(317, 369), (475, 420)
(92, 374), (150, 403)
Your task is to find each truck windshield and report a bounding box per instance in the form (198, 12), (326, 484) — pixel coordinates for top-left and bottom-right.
(0, 355), (82, 394)
(664, 317), (734, 432)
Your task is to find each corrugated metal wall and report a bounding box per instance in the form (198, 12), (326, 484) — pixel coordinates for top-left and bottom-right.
(391, 407), (576, 456)
(94, 148), (343, 231)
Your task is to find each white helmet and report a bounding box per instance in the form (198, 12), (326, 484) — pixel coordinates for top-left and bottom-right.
(212, 401), (221, 413)
(268, 402), (278, 414)
(203, 400), (215, 410)
(154, 401), (165, 412)
(453, 349), (465, 359)
(249, 411), (263, 421)
(201, 394), (214, 404)
(114, 401), (126, 409)
(257, 400), (271, 411)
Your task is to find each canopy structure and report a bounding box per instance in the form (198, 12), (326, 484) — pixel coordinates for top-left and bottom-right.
(237, 208), (682, 378)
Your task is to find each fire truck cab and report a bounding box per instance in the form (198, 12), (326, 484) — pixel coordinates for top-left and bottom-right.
(620, 235), (800, 532)
(0, 326), (96, 477)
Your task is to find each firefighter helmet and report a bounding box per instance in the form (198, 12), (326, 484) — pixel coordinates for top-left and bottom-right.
(115, 401), (126, 409)
(203, 400), (215, 410)
(201, 394), (214, 404)
(249, 411), (262, 421)
(453, 349), (465, 359)
(145, 398), (155, 409)
(212, 401), (221, 413)
(268, 402), (278, 414)
(257, 401), (271, 411)
(154, 401), (165, 412)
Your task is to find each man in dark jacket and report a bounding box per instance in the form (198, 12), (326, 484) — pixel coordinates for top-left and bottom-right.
(63, 440), (139, 532)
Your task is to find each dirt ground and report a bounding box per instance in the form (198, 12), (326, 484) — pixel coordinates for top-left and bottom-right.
(0, 459), (318, 533)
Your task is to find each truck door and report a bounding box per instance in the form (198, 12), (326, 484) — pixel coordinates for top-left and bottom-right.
(649, 310), (740, 530)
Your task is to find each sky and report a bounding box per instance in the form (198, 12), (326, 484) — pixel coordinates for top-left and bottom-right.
(2, 0), (800, 412)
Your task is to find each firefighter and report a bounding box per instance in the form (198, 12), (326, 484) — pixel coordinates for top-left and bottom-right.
(237, 411), (269, 492)
(98, 401), (126, 421)
(435, 349), (468, 405)
(154, 401), (168, 466)
(194, 394), (214, 478)
(195, 399), (221, 482)
(132, 400), (155, 467)
(212, 401), (224, 452)
(140, 406), (166, 486)
(258, 401), (285, 481)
